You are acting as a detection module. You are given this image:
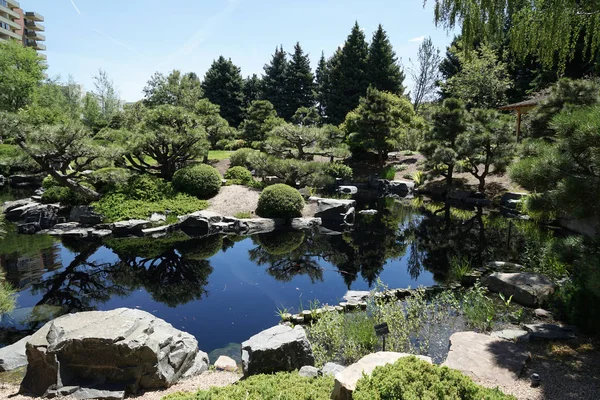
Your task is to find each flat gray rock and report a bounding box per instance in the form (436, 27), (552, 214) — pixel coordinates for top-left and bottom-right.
(73, 388), (125, 400)
(332, 352), (432, 400)
(443, 332), (530, 386)
(523, 323), (576, 341)
(491, 329), (530, 342)
(483, 272), (556, 307)
(299, 365), (319, 378)
(342, 290), (370, 304)
(321, 362), (345, 377)
(0, 335), (31, 371)
(21, 308), (200, 396)
(241, 325), (314, 377)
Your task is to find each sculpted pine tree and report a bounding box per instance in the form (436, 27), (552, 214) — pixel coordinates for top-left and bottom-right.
(456, 109), (514, 192)
(286, 43), (315, 117)
(201, 56), (245, 127)
(325, 22), (369, 125)
(367, 24), (405, 94)
(420, 98), (469, 186)
(261, 46), (290, 120)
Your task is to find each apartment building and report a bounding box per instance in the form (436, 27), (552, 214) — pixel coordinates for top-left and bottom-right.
(0, 0), (45, 58)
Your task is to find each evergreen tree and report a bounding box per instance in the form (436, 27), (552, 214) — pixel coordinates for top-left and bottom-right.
(420, 98), (469, 187)
(343, 87), (417, 165)
(285, 42), (315, 117)
(242, 74), (262, 111)
(325, 22), (370, 125)
(241, 100), (285, 147)
(315, 52), (329, 118)
(367, 24), (405, 94)
(261, 46), (290, 120)
(201, 56), (244, 127)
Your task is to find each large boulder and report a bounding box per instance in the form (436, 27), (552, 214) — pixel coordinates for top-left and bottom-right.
(332, 352), (432, 400)
(483, 272), (556, 307)
(69, 206), (103, 226)
(178, 210), (223, 235)
(238, 218), (285, 235)
(241, 325), (314, 377)
(0, 335), (31, 372)
(16, 204), (61, 233)
(314, 199), (356, 223)
(442, 332), (530, 386)
(9, 174), (44, 188)
(20, 308), (204, 397)
(111, 219), (150, 236)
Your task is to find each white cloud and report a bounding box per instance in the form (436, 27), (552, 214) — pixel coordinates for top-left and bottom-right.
(408, 36), (425, 43)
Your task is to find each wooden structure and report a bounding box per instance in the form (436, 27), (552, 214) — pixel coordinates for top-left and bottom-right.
(498, 96), (547, 142)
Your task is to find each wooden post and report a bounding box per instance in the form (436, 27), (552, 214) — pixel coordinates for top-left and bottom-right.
(516, 110), (522, 143)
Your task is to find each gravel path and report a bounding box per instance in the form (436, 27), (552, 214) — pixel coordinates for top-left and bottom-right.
(0, 371), (241, 400)
(207, 185), (261, 217)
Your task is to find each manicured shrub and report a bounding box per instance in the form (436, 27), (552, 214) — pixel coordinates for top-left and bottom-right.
(224, 166), (253, 184)
(256, 184), (304, 219)
(172, 164), (222, 199)
(163, 372), (334, 400)
(121, 174), (174, 201)
(88, 167), (132, 193)
(256, 231), (305, 255)
(92, 193), (208, 223)
(353, 356), (514, 400)
(41, 175), (60, 189)
(325, 162), (353, 181)
(229, 147), (256, 169)
(41, 184), (95, 206)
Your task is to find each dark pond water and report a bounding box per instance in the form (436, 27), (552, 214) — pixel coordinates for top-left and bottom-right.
(0, 194), (539, 360)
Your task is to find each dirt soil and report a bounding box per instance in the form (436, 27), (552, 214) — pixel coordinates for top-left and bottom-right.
(475, 335), (600, 399)
(0, 371), (241, 400)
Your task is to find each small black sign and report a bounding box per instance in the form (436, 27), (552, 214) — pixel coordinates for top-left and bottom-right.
(374, 322), (389, 336)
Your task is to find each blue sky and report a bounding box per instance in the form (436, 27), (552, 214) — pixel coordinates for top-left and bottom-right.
(26, 0), (456, 101)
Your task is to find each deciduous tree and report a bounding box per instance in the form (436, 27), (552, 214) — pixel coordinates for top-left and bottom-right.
(0, 41), (45, 112)
(143, 70), (203, 109)
(410, 37), (441, 112)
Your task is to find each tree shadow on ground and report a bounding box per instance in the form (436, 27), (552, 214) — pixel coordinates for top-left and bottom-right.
(486, 336), (600, 399)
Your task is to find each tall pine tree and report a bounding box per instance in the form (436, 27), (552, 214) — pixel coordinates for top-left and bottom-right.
(324, 22), (369, 125)
(368, 24), (405, 94)
(242, 74), (262, 111)
(201, 56), (244, 127)
(285, 42), (315, 118)
(315, 51), (329, 118)
(261, 46), (290, 120)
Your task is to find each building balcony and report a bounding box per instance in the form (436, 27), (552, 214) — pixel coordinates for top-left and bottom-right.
(25, 39), (45, 50)
(0, 14), (21, 30)
(25, 29), (44, 41)
(0, 25), (21, 40)
(6, 0), (20, 9)
(24, 20), (44, 31)
(0, 4), (19, 19)
(24, 11), (43, 22)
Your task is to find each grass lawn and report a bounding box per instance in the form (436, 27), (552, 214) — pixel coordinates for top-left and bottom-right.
(208, 150), (233, 161)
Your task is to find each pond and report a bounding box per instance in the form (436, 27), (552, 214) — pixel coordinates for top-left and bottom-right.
(0, 194), (543, 361)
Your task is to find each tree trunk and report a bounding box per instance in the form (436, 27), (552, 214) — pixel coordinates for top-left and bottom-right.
(446, 164), (454, 187)
(48, 170), (101, 201)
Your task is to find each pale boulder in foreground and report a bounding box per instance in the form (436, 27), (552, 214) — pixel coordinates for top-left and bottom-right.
(332, 352), (432, 400)
(20, 308), (206, 398)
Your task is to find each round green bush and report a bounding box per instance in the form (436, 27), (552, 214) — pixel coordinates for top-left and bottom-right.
(353, 356), (514, 400)
(42, 175), (60, 189)
(89, 167), (132, 193)
(224, 166), (253, 184)
(256, 231), (305, 255)
(172, 164), (222, 199)
(256, 184), (304, 219)
(229, 148), (256, 169)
